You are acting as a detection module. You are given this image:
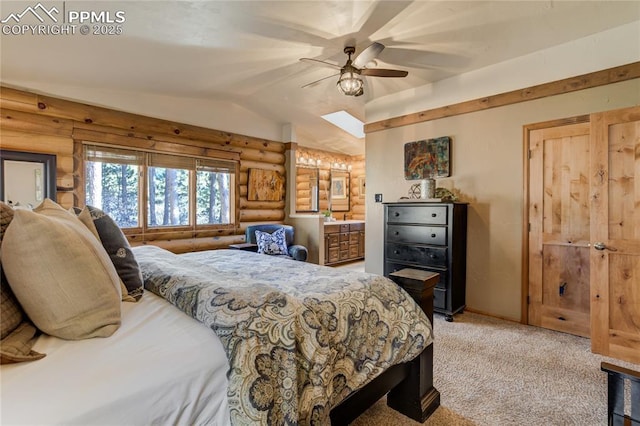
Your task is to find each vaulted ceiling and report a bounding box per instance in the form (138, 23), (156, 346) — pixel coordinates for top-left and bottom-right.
(1, 1), (638, 155)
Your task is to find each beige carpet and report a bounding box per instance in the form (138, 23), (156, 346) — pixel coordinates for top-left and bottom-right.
(352, 311), (640, 425)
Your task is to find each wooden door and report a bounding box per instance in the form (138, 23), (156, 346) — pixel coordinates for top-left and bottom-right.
(590, 106), (640, 364)
(528, 121), (591, 337)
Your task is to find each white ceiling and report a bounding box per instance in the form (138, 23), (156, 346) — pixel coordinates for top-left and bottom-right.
(1, 1), (639, 155)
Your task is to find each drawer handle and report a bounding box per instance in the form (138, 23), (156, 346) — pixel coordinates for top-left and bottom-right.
(431, 213), (437, 217)
(394, 250), (399, 254)
(394, 212), (400, 217)
(394, 231), (399, 236)
(431, 233), (436, 238)
(429, 254), (435, 259)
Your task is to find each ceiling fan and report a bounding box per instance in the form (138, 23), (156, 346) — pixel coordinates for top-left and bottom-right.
(299, 42), (408, 97)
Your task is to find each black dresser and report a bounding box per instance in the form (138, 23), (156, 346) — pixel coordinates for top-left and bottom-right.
(384, 202), (468, 321)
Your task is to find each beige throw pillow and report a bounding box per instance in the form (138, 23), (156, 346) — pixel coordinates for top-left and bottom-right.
(1, 199), (122, 340)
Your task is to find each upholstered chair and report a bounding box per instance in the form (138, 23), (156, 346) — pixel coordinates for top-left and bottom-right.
(245, 224), (308, 261)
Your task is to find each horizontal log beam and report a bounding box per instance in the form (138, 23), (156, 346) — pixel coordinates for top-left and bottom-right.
(365, 61), (640, 133)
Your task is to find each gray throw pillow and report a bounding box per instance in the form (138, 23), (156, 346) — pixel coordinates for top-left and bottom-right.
(82, 206), (144, 301)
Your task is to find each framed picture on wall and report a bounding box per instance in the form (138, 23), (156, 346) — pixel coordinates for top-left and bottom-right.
(404, 136), (451, 179)
(0, 150), (57, 208)
(331, 176), (347, 199)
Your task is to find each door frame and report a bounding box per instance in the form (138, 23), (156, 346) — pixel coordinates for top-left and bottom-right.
(521, 114), (590, 324)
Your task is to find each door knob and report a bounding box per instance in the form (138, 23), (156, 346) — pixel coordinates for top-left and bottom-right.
(593, 242), (617, 251)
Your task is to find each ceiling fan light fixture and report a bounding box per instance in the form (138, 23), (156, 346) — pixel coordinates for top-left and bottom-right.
(337, 70), (363, 96)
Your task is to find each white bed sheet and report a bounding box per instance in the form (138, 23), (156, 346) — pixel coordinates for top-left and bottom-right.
(0, 292), (231, 426)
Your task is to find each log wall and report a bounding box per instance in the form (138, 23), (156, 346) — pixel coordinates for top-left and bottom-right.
(0, 86), (288, 252)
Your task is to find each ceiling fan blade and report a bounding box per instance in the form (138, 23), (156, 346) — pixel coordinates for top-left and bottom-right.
(299, 58), (342, 70)
(361, 68), (408, 78)
(352, 42), (385, 69)
(301, 73), (340, 89)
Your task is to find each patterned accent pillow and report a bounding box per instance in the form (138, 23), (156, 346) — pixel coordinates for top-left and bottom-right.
(81, 206), (144, 301)
(74, 207), (136, 303)
(255, 228), (289, 255)
(0, 201), (45, 364)
(0, 201), (14, 248)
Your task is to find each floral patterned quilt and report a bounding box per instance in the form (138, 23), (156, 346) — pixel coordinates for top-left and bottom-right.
(132, 245), (433, 425)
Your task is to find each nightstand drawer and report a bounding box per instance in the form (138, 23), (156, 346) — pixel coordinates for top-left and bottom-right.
(386, 243), (447, 267)
(387, 205), (448, 225)
(384, 261), (447, 289)
(386, 225), (447, 246)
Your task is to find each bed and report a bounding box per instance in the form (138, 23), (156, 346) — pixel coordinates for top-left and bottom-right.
(0, 201), (439, 425)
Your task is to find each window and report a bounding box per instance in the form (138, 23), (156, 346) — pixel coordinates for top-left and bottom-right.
(147, 153), (190, 227)
(84, 145), (142, 228)
(84, 144), (236, 231)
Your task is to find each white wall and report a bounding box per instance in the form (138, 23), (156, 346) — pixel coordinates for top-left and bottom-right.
(364, 21), (640, 321)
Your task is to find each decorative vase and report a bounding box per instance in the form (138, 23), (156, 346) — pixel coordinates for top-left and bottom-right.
(421, 178), (436, 199)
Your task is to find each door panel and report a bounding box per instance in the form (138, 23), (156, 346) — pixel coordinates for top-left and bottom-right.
(529, 122), (591, 337)
(590, 106), (640, 364)
(540, 245), (590, 336)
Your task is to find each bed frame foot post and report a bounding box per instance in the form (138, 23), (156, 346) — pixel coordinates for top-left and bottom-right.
(388, 269), (441, 422)
(387, 344), (440, 423)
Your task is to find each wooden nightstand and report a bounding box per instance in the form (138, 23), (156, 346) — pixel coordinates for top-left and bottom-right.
(389, 268), (440, 323)
(228, 243), (258, 252)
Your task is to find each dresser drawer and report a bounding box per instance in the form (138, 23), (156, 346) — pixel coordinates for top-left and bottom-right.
(386, 225), (447, 246)
(387, 205), (448, 225)
(386, 243), (447, 267)
(434, 287), (446, 310)
(385, 262), (447, 289)
(349, 222), (364, 231)
(340, 224), (350, 233)
(349, 244), (359, 258)
(339, 232), (350, 242)
(325, 224), (341, 234)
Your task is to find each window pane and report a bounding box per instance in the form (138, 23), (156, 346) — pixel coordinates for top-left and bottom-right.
(85, 160), (139, 228)
(147, 167), (189, 227)
(196, 170), (232, 225)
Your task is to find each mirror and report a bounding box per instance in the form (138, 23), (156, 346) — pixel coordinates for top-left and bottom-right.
(0, 150), (57, 208)
(295, 166), (319, 213)
(330, 170), (350, 212)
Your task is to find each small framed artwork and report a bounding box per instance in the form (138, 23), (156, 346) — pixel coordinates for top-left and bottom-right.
(358, 176), (365, 199)
(247, 168), (284, 201)
(331, 176), (347, 199)
(404, 136), (451, 180)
